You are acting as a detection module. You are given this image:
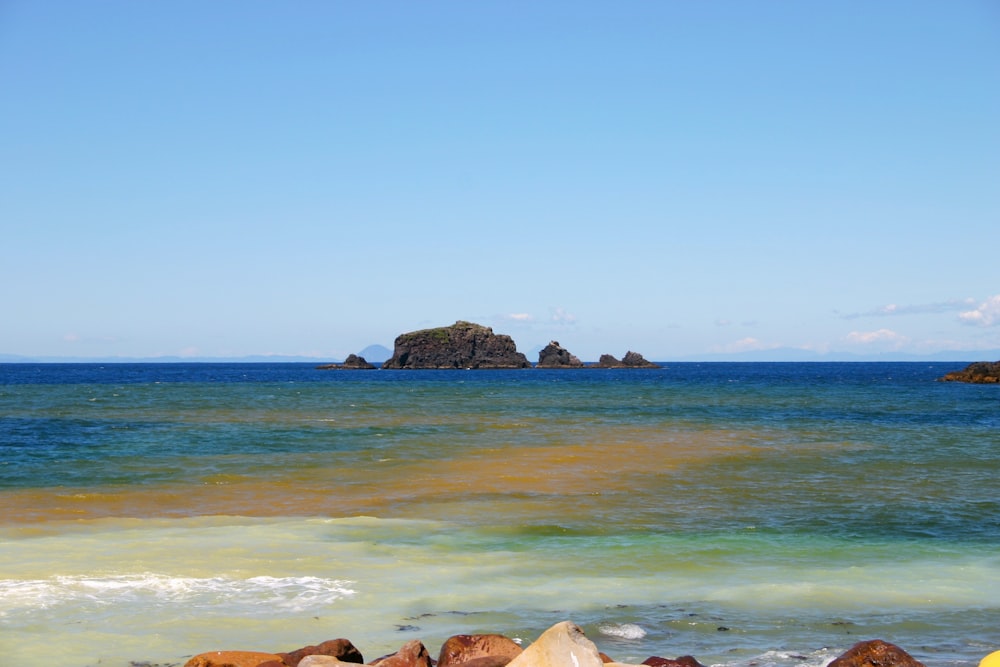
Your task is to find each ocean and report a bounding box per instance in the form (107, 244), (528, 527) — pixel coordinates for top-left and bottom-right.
(0, 362), (997, 667)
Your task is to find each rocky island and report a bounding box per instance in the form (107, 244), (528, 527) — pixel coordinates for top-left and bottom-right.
(536, 341), (585, 368)
(595, 351), (659, 368)
(381, 321), (531, 369)
(316, 354), (376, 370)
(939, 361), (1000, 384)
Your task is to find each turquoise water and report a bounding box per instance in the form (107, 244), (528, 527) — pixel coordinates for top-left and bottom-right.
(0, 363), (997, 666)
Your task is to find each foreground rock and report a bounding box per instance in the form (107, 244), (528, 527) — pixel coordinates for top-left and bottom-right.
(277, 638), (364, 666)
(595, 351), (659, 368)
(316, 354), (377, 370)
(507, 621), (606, 667)
(437, 634), (524, 667)
(939, 361), (1000, 383)
(370, 639), (434, 667)
(382, 321), (531, 369)
(180, 622), (938, 667)
(537, 341), (585, 368)
(826, 639), (926, 667)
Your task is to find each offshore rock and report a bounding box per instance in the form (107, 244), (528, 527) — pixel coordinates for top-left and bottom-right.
(369, 639), (434, 667)
(316, 354), (377, 370)
(278, 638), (364, 666)
(507, 621), (605, 667)
(537, 341), (585, 368)
(827, 640), (926, 667)
(596, 351), (659, 368)
(382, 321), (531, 369)
(183, 650), (286, 667)
(939, 361), (1000, 383)
(437, 634), (524, 667)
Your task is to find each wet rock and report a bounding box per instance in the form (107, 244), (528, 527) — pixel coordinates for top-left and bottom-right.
(506, 621), (605, 667)
(641, 657), (706, 667)
(827, 640), (926, 667)
(183, 651), (286, 667)
(537, 341), (585, 368)
(369, 640), (433, 667)
(382, 321), (531, 369)
(437, 634), (524, 667)
(279, 639), (364, 666)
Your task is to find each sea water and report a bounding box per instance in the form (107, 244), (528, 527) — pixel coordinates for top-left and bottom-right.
(0, 363), (997, 667)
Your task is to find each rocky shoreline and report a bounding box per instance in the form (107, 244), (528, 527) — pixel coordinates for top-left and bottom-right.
(938, 361), (1000, 383)
(319, 322), (659, 371)
(180, 620), (937, 667)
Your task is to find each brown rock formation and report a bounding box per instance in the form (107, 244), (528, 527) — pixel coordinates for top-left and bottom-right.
(278, 638), (364, 666)
(939, 361), (1000, 383)
(437, 634), (524, 667)
(316, 355), (377, 370)
(537, 341), (584, 368)
(826, 640), (926, 667)
(381, 321), (531, 369)
(596, 351), (659, 368)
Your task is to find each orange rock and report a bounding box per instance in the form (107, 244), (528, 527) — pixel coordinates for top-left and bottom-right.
(183, 651), (287, 667)
(369, 640), (433, 667)
(437, 634), (524, 667)
(827, 640), (926, 667)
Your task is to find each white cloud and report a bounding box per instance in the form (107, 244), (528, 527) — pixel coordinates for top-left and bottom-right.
(959, 295), (1000, 327)
(63, 332), (80, 342)
(550, 307), (577, 324)
(844, 328), (908, 348)
(841, 298), (975, 320)
(504, 313), (534, 322)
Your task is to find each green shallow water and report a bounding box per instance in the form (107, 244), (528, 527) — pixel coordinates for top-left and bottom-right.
(0, 363), (998, 666)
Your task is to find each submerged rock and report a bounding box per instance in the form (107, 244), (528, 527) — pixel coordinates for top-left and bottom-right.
(826, 639), (926, 667)
(939, 361), (1000, 383)
(537, 341), (585, 368)
(382, 321), (531, 369)
(316, 354), (377, 370)
(183, 650), (285, 667)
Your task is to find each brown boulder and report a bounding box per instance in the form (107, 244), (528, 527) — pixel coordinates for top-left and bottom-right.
(382, 321), (531, 369)
(437, 634), (524, 667)
(370, 640), (434, 667)
(279, 639), (364, 666)
(183, 651), (287, 667)
(827, 640), (926, 667)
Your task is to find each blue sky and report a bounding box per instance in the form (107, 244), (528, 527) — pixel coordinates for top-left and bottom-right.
(2, 1), (998, 361)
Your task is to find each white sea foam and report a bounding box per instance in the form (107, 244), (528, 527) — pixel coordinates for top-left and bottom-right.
(597, 622), (647, 640)
(0, 573), (356, 617)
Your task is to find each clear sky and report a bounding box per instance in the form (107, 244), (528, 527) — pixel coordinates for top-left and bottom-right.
(2, 1), (998, 361)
